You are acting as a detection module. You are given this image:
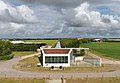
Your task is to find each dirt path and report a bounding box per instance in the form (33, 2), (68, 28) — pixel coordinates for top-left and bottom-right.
(20, 53), (40, 60)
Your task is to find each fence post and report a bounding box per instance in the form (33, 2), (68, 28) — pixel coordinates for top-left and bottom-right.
(71, 75), (73, 83)
(61, 75), (64, 83)
(5, 74), (7, 79)
(49, 74), (50, 79)
(102, 74), (104, 82)
(34, 75), (36, 79)
(86, 75), (88, 83)
(19, 75), (21, 80)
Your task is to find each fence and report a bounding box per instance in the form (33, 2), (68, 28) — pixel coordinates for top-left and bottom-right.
(83, 58), (101, 67)
(70, 57), (101, 67)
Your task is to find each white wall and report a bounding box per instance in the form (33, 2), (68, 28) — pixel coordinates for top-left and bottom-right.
(43, 54), (70, 67)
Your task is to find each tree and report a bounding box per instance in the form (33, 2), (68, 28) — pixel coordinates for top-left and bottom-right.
(80, 49), (85, 56)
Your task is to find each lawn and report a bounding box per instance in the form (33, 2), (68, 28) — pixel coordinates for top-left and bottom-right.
(12, 51), (35, 56)
(81, 42), (120, 59)
(24, 40), (57, 46)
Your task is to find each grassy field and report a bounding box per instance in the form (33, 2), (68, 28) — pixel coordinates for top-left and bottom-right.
(0, 77), (120, 83)
(81, 42), (120, 59)
(14, 56), (120, 73)
(12, 51), (35, 56)
(24, 40), (57, 45)
(0, 78), (45, 83)
(66, 77), (120, 83)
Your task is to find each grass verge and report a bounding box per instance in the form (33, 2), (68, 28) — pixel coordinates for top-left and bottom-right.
(0, 78), (45, 83)
(12, 51), (35, 56)
(66, 77), (120, 83)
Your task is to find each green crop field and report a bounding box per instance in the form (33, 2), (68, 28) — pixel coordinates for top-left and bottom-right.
(81, 42), (120, 59)
(24, 40), (57, 45)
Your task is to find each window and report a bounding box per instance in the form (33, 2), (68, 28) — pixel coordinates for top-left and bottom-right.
(45, 56), (68, 63)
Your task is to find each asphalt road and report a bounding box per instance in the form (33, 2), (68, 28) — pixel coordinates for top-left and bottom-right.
(0, 55), (120, 79)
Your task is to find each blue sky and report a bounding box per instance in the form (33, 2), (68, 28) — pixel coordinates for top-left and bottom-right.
(0, 0), (120, 38)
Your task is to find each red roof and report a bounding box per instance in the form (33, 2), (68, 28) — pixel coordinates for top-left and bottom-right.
(43, 49), (70, 54)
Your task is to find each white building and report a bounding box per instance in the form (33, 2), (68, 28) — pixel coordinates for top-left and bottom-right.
(11, 41), (25, 44)
(40, 48), (72, 67)
(40, 48), (90, 67)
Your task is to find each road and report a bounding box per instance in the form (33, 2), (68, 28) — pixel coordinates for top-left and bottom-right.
(0, 53), (120, 78)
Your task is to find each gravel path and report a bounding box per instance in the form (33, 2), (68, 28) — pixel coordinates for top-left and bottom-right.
(0, 53), (120, 78)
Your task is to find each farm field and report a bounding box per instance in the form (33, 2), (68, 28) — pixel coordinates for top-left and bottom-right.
(81, 42), (120, 59)
(24, 40), (57, 45)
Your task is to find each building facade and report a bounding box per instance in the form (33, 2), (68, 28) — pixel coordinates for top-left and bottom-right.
(40, 48), (72, 67)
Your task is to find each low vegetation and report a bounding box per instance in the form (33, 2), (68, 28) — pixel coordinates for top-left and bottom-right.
(0, 40), (13, 60)
(81, 42), (120, 59)
(11, 44), (38, 51)
(24, 40), (57, 46)
(0, 77), (120, 83)
(12, 51), (35, 56)
(66, 77), (120, 83)
(60, 38), (91, 48)
(0, 78), (45, 83)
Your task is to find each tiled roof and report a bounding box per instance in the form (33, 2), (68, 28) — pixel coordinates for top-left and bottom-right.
(43, 49), (70, 54)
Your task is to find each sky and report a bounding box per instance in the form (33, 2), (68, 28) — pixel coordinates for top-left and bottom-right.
(0, 0), (120, 38)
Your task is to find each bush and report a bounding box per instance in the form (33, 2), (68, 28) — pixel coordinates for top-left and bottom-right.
(0, 54), (14, 60)
(11, 44), (38, 51)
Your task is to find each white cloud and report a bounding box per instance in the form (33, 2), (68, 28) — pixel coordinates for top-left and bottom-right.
(0, 0), (120, 38)
(62, 2), (120, 37)
(0, 0), (38, 24)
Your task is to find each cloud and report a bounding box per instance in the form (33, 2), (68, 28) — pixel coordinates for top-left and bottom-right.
(0, 0), (120, 38)
(0, 0), (38, 24)
(21, 0), (105, 8)
(62, 2), (120, 37)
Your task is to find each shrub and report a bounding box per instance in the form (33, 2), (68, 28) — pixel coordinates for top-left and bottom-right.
(0, 54), (14, 60)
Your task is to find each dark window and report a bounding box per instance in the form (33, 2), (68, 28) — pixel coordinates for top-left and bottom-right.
(45, 56), (68, 63)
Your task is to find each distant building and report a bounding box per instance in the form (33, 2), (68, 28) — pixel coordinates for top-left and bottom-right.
(11, 41), (25, 44)
(94, 39), (103, 42)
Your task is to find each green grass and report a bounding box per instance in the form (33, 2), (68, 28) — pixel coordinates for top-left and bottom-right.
(24, 40), (57, 45)
(0, 78), (45, 83)
(81, 42), (120, 59)
(12, 51), (35, 56)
